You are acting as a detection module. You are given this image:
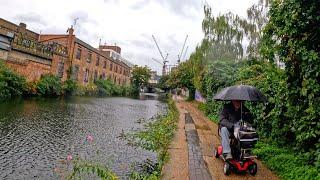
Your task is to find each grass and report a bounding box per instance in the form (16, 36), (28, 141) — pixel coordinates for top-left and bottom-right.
(127, 97), (179, 179)
(253, 141), (320, 180)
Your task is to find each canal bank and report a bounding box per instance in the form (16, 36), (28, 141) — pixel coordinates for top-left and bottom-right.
(162, 98), (278, 180)
(0, 96), (166, 179)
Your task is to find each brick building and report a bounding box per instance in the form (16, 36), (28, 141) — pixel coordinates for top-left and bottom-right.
(40, 27), (132, 86)
(0, 18), (132, 86)
(0, 18), (68, 81)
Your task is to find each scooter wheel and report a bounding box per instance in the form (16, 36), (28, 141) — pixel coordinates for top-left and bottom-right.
(214, 149), (219, 158)
(223, 163), (230, 175)
(248, 162), (257, 176)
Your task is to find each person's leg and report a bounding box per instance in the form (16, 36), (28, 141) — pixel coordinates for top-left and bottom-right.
(221, 127), (232, 159)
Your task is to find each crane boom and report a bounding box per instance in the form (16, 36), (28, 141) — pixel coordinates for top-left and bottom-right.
(152, 35), (165, 61)
(178, 35), (188, 62)
(151, 58), (163, 65)
(182, 46), (189, 60)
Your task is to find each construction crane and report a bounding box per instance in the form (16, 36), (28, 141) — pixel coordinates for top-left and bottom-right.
(177, 35), (188, 64)
(152, 35), (169, 76)
(152, 58), (168, 76)
(182, 46), (189, 61)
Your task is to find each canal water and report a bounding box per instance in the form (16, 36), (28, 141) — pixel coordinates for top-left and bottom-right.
(0, 97), (167, 179)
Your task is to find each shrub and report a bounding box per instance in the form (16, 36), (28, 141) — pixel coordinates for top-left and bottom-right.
(0, 61), (26, 100)
(62, 79), (78, 96)
(127, 98), (178, 179)
(254, 141), (320, 180)
(36, 74), (62, 96)
(94, 79), (115, 96)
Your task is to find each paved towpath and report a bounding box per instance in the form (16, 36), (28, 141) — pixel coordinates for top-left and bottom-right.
(162, 98), (279, 180)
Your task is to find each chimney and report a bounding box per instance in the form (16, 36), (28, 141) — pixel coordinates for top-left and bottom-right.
(67, 25), (74, 36)
(19, 22), (27, 29)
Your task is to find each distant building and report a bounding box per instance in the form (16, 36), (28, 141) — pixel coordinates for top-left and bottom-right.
(0, 18), (132, 86)
(148, 71), (160, 85)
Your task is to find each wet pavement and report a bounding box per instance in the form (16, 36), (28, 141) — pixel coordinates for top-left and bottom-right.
(185, 113), (212, 180)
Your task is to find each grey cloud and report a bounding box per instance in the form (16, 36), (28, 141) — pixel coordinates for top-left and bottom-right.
(14, 12), (47, 26)
(130, 0), (150, 10)
(104, 0), (119, 3)
(131, 0), (201, 19)
(69, 11), (89, 25)
(128, 34), (154, 49)
(43, 26), (67, 34)
(129, 39), (153, 49)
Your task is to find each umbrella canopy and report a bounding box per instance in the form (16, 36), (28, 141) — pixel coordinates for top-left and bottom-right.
(213, 85), (268, 102)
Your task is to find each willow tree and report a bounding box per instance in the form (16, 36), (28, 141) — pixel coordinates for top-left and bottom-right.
(202, 6), (246, 63)
(245, 0), (270, 58)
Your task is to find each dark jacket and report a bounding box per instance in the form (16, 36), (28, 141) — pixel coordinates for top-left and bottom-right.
(219, 103), (252, 131)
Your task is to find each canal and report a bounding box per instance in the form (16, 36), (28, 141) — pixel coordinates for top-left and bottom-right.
(0, 97), (167, 179)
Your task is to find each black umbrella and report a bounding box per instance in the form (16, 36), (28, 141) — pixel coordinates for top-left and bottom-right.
(214, 85), (267, 122)
(213, 85), (268, 102)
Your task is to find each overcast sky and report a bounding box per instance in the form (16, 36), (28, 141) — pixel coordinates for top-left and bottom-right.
(0, 0), (257, 74)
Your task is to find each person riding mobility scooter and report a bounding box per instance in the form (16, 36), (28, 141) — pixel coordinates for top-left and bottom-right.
(212, 85), (267, 176)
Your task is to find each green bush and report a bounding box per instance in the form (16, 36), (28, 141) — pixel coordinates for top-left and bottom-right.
(0, 61), (26, 100)
(94, 79), (117, 96)
(261, 0), (320, 165)
(67, 159), (117, 180)
(127, 98), (178, 179)
(95, 79), (134, 97)
(36, 74), (62, 96)
(254, 141), (320, 180)
(62, 79), (78, 96)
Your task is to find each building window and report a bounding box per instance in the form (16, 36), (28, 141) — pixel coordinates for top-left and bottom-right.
(57, 60), (64, 78)
(103, 60), (107, 68)
(120, 67), (122, 75)
(94, 70), (98, 81)
(102, 73), (106, 79)
(76, 48), (82, 60)
(114, 76), (116, 84)
(87, 52), (92, 63)
(96, 55), (100, 66)
(110, 63), (113, 71)
(84, 68), (89, 82)
(115, 65), (118, 73)
(71, 65), (79, 80)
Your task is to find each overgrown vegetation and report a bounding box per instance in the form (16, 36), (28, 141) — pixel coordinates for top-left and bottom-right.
(253, 142), (320, 180)
(0, 61), (135, 99)
(0, 61), (26, 101)
(94, 79), (134, 97)
(164, 0), (320, 178)
(130, 65), (151, 96)
(67, 159), (118, 180)
(126, 97), (178, 179)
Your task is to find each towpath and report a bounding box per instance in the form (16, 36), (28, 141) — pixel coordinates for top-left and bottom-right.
(162, 98), (278, 180)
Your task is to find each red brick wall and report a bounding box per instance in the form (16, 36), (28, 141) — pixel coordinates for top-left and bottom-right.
(6, 60), (51, 82)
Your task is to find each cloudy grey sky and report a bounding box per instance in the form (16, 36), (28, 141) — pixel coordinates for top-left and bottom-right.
(0, 0), (257, 74)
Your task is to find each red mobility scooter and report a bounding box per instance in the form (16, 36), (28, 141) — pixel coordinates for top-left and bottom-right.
(212, 84), (268, 176)
(214, 122), (258, 175)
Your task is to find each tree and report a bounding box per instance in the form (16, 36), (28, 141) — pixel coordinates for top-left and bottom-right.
(131, 65), (151, 90)
(261, 0), (320, 164)
(167, 61), (196, 100)
(245, 0), (270, 58)
(157, 75), (169, 91)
